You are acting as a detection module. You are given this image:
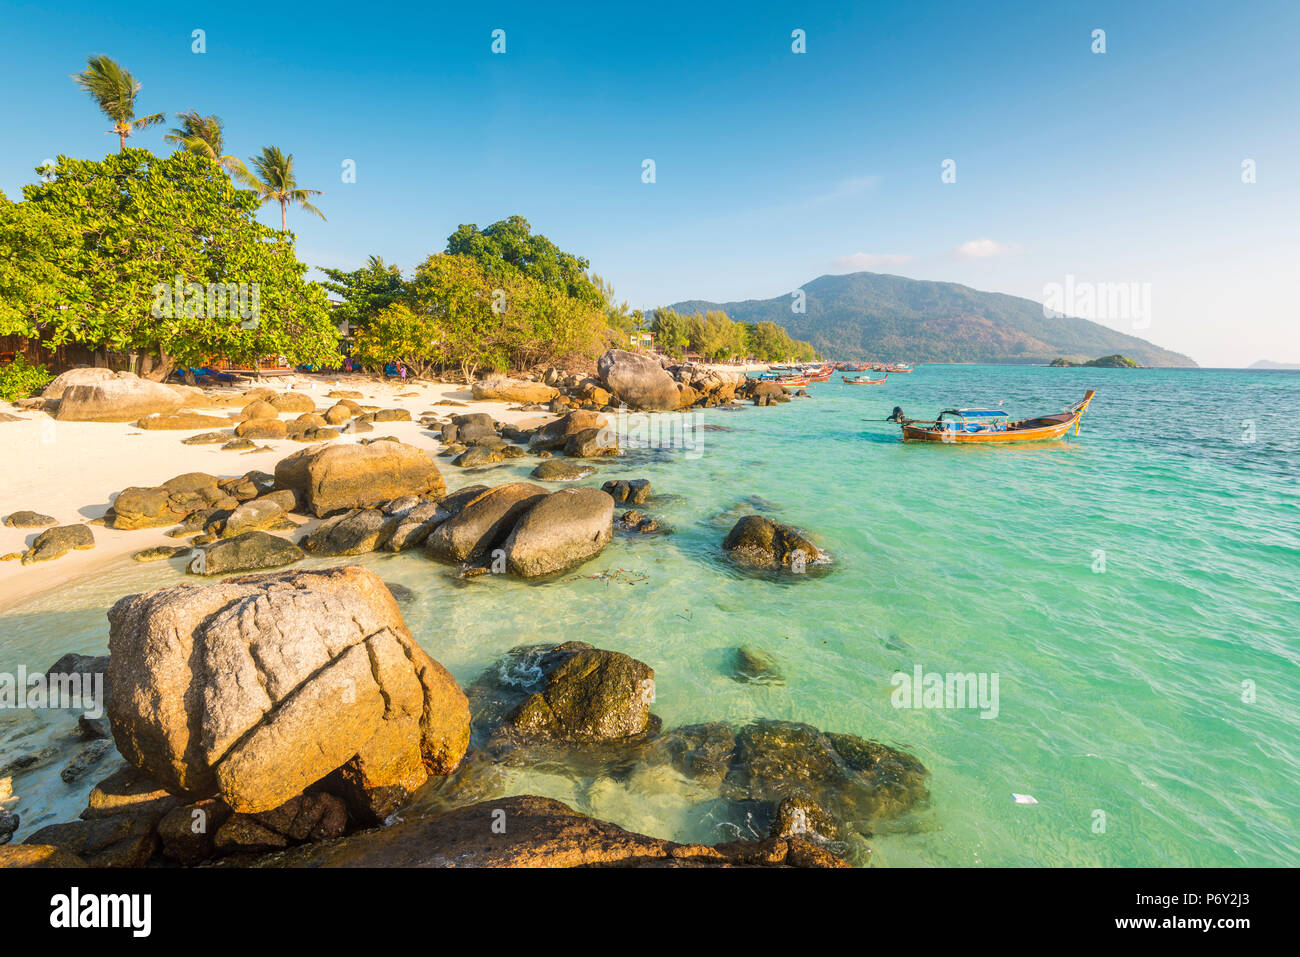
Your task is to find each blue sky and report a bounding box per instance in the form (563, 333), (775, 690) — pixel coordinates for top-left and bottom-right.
(2, 0), (1297, 365)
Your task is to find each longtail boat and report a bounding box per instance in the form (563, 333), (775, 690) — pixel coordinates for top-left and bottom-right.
(897, 390), (1096, 443)
(843, 375), (887, 385)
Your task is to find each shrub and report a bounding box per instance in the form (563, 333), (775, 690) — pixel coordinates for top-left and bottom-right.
(0, 354), (53, 401)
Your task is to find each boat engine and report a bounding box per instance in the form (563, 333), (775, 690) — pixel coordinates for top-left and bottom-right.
(886, 406), (905, 423)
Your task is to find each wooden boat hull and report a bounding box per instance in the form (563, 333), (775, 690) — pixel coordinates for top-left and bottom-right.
(843, 376), (886, 384)
(901, 390), (1095, 443)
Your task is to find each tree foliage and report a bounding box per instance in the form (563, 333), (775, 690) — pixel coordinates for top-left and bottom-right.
(0, 149), (340, 379)
(320, 255), (407, 331)
(446, 215), (601, 306)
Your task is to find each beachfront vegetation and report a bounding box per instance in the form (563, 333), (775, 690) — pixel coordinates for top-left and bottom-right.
(71, 55), (165, 151)
(0, 149), (339, 380)
(349, 250), (608, 379)
(0, 354), (52, 401)
(651, 307), (817, 362)
(446, 215), (602, 307)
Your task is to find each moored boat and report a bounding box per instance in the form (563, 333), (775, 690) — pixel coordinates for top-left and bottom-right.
(895, 390), (1096, 443)
(842, 375), (887, 385)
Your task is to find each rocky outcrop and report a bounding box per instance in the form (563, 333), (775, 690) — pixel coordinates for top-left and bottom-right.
(471, 377), (560, 404)
(530, 459), (596, 481)
(601, 478), (651, 505)
(105, 472), (239, 530)
(300, 508), (393, 556)
(564, 427), (619, 458)
(597, 349), (679, 410)
(274, 441), (445, 517)
(105, 566), (470, 814)
(254, 795), (844, 868)
(54, 372), (187, 422)
(501, 487), (614, 579)
(528, 410), (607, 450)
(722, 515), (827, 569)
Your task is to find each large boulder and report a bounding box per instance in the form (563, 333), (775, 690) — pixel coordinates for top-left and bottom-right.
(55, 372), (187, 422)
(471, 377), (560, 404)
(424, 483), (547, 564)
(501, 488), (614, 579)
(300, 508), (393, 556)
(135, 411), (231, 430)
(528, 410), (608, 450)
(105, 566), (470, 814)
(596, 349), (679, 410)
(274, 441), (446, 517)
(41, 367), (117, 401)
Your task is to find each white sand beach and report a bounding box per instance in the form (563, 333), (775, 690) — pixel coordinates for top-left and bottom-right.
(0, 374), (556, 611)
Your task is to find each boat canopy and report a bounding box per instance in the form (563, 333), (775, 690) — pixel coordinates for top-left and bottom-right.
(939, 408), (1008, 418)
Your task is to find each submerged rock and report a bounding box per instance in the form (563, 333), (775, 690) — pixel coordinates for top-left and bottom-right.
(731, 646), (785, 685)
(601, 478), (651, 505)
(530, 459), (595, 481)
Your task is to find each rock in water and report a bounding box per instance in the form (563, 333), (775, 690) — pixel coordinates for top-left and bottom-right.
(596, 349), (679, 410)
(530, 459), (596, 481)
(722, 515), (827, 570)
(54, 372), (187, 422)
(300, 508), (393, 556)
(105, 566), (470, 814)
(529, 410), (608, 450)
(21, 524), (94, 564)
(732, 646), (785, 685)
(601, 478), (652, 505)
(189, 531), (303, 575)
(501, 487), (614, 579)
(500, 641), (655, 743)
(273, 441), (445, 517)
(424, 483), (547, 564)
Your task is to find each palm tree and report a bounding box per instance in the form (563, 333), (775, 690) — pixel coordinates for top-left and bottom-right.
(242, 146), (325, 231)
(163, 111), (248, 176)
(71, 55), (165, 151)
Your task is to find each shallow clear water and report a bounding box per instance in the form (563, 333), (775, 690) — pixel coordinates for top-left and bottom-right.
(3, 365), (1298, 865)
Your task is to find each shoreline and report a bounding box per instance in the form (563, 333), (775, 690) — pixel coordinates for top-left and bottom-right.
(0, 373), (556, 612)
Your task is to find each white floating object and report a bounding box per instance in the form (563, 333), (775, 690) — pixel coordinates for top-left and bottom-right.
(1012, 793), (1039, 805)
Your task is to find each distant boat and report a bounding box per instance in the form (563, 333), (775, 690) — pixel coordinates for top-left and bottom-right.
(843, 374), (887, 385)
(897, 390), (1096, 443)
(884, 364), (914, 373)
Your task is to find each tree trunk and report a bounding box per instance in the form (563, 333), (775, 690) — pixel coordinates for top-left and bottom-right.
(141, 348), (174, 383)
(280, 201), (287, 231)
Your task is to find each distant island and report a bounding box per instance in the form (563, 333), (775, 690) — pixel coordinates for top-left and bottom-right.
(1248, 360), (1300, 370)
(666, 271), (1195, 367)
(1050, 354), (1142, 368)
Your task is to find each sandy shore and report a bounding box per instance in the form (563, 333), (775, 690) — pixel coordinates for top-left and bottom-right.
(0, 374), (556, 612)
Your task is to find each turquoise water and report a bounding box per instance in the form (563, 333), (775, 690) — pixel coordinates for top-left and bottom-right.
(3, 365), (1298, 865)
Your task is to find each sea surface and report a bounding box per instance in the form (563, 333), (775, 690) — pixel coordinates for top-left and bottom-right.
(3, 365), (1298, 866)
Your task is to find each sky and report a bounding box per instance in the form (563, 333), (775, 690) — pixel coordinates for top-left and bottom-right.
(2, 0), (1297, 367)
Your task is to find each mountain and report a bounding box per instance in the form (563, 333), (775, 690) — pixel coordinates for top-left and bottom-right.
(667, 272), (1195, 367)
(1248, 359), (1300, 370)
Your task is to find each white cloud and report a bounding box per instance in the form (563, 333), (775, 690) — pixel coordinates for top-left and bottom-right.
(832, 252), (912, 271)
(953, 238), (1020, 259)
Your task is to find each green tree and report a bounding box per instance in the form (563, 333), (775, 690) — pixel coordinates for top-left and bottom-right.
(0, 149), (339, 380)
(320, 255), (407, 331)
(71, 55), (166, 152)
(446, 216), (601, 306)
(164, 111), (248, 177)
(243, 146), (325, 231)
(651, 307), (690, 358)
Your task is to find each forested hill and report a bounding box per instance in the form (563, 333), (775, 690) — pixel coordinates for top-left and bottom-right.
(668, 272), (1195, 366)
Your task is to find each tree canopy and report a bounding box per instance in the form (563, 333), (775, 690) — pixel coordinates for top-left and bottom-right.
(445, 215), (602, 307)
(0, 149), (339, 379)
